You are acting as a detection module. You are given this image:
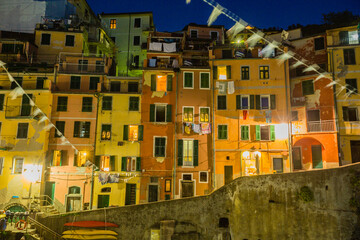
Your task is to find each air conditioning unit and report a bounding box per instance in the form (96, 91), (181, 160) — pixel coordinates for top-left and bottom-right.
(117, 141), (124, 146)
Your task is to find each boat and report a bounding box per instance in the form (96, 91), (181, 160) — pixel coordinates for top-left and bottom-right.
(64, 221), (118, 228)
(62, 234), (117, 239)
(62, 230), (118, 236)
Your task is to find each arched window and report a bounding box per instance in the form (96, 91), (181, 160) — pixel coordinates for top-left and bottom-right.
(68, 186), (81, 194)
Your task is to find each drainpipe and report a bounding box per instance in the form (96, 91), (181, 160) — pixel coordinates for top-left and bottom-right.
(211, 60), (216, 191)
(173, 71), (179, 199)
(284, 60), (293, 171)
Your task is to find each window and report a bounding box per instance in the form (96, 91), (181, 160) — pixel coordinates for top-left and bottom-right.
(256, 125), (275, 141)
(154, 137), (166, 157)
(110, 19), (116, 29)
(55, 121), (65, 138)
(241, 66), (250, 80)
(260, 95), (270, 110)
(261, 126), (270, 140)
(190, 30), (198, 38)
(215, 65), (231, 80)
(184, 72), (194, 88)
(11, 77), (22, 89)
(133, 55), (139, 67)
(82, 97), (92, 112)
(0, 94), (4, 111)
(101, 124), (111, 140)
(36, 77), (45, 89)
(292, 111), (299, 121)
(41, 33), (51, 45)
(65, 35), (75, 47)
(110, 81), (120, 92)
(183, 140), (194, 166)
(344, 49), (356, 65)
(217, 95), (227, 110)
(121, 156), (140, 172)
(74, 151), (87, 167)
(218, 125), (227, 140)
(17, 123), (28, 139)
(314, 37), (325, 50)
(340, 31), (360, 45)
(200, 72), (210, 89)
(89, 77), (99, 90)
(199, 172), (208, 183)
(349, 31), (359, 45)
(165, 179), (171, 192)
(68, 186), (81, 194)
(0, 157), (3, 175)
(210, 31), (219, 40)
(78, 60), (88, 71)
(236, 95), (249, 110)
(73, 121), (90, 138)
(98, 156), (115, 172)
(57, 96), (68, 111)
(70, 76), (81, 89)
(241, 126), (249, 140)
(151, 74), (172, 92)
(346, 79), (358, 94)
(200, 107), (210, 122)
(149, 104), (172, 123)
(123, 125), (143, 141)
(129, 96), (139, 111)
(128, 82), (138, 92)
(134, 18), (141, 28)
(273, 158), (283, 173)
(343, 107), (359, 121)
(259, 66), (269, 79)
(133, 36), (140, 46)
(12, 158), (24, 174)
(102, 96), (112, 110)
(302, 80), (314, 95)
(52, 150), (68, 166)
(307, 109), (320, 122)
(183, 107), (194, 122)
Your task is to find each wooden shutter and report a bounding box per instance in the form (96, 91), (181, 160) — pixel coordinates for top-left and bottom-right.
(136, 157), (141, 171)
(177, 140), (183, 166)
(167, 75), (172, 91)
(255, 125), (261, 140)
(270, 125), (275, 141)
(73, 122), (80, 137)
(61, 150), (68, 166)
(250, 95), (254, 109)
(193, 140), (199, 166)
(49, 151), (54, 167)
(236, 95), (241, 110)
(213, 66), (218, 79)
(150, 104), (155, 122)
(0, 94), (4, 111)
(121, 157), (127, 171)
(151, 75), (156, 91)
(166, 104), (172, 122)
(95, 156), (100, 171)
(255, 95), (260, 110)
(123, 125), (129, 141)
(342, 107), (349, 121)
(226, 65), (231, 79)
(110, 156), (115, 171)
(138, 125), (144, 141)
(270, 95), (276, 110)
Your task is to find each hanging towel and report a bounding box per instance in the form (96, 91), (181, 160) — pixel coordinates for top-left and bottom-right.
(148, 59), (157, 67)
(98, 173), (109, 185)
(184, 123), (191, 134)
(266, 110), (272, 123)
(163, 42), (176, 53)
(149, 42), (162, 51)
(172, 59), (179, 68)
(193, 124), (201, 134)
(218, 82), (227, 94)
(228, 81), (235, 94)
(108, 174), (120, 183)
(243, 110), (248, 120)
(201, 123), (211, 134)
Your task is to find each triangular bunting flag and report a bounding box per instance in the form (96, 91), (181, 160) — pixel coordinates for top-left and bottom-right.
(207, 4), (224, 26)
(9, 87), (24, 100)
(245, 31), (264, 47)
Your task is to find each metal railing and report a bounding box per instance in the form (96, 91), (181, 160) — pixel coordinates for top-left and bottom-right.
(307, 120), (335, 132)
(58, 63), (105, 74)
(27, 216), (63, 240)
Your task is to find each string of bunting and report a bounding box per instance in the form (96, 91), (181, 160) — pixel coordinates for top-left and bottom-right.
(0, 60), (80, 154)
(187, 0), (357, 99)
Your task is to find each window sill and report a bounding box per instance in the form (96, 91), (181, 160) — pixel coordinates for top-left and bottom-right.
(182, 166), (194, 168)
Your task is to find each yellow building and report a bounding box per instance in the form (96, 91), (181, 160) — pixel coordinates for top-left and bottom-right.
(93, 76), (142, 208)
(211, 47), (291, 189)
(327, 25), (360, 164)
(0, 69), (53, 210)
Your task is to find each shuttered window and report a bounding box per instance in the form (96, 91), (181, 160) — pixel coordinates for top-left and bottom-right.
(218, 125), (227, 140)
(154, 137), (166, 157)
(241, 126), (249, 140)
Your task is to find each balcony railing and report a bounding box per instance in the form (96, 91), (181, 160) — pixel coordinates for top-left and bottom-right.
(181, 58), (209, 68)
(58, 63), (105, 74)
(307, 120), (335, 132)
(5, 105), (34, 119)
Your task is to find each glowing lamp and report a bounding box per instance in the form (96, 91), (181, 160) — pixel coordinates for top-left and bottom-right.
(23, 164), (42, 183)
(254, 151), (261, 158)
(242, 151), (250, 160)
(275, 124), (289, 140)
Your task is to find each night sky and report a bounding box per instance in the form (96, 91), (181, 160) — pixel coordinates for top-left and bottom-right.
(87, 0), (360, 32)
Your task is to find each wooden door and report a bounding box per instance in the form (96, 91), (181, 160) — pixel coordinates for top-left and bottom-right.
(224, 166), (233, 185)
(148, 185), (158, 202)
(97, 195), (109, 209)
(351, 141), (360, 163)
(181, 181), (194, 198)
(312, 145), (323, 169)
(125, 183), (136, 205)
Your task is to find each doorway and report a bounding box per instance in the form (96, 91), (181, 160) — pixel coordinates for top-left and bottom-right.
(224, 166), (233, 185)
(66, 196), (81, 212)
(125, 183), (136, 205)
(148, 184), (158, 202)
(44, 181), (55, 205)
(312, 145), (323, 169)
(97, 195), (109, 208)
(292, 147), (302, 170)
(351, 141), (360, 163)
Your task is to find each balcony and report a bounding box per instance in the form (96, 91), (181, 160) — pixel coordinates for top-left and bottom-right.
(307, 120), (335, 132)
(57, 53), (108, 75)
(181, 58), (209, 68)
(144, 58), (179, 70)
(5, 105), (34, 119)
(58, 62), (105, 74)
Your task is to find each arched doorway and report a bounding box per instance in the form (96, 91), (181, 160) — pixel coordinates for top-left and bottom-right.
(293, 137), (324, 170)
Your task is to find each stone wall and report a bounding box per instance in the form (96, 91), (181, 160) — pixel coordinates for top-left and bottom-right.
(38, 163), (360, 239)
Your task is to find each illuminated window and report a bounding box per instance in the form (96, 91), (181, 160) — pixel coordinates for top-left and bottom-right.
(183, 107), (194, 122)
(165, 179), (171, 192)
(241, 66), (250, 80)
(52, 150), (62, 166)
(259, 66), (269, 79)
(12, 157), (24, 174)
(128, 125), (139, 141)
(151, 74), (173, 92)
(100, 156), (110, 171)
(75, 151), (87, 167)
(218, 66), (227, 80)
(73, 121), (90, 138)
(156, 75), (167, 91)
(110, 19), (116, 29)
(200, 107), (210, 122)
(183, 140), (194, 166)
(121, 156), (140, 172)
(101, 124), (111, 140)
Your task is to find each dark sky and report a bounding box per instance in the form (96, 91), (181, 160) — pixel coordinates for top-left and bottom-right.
(87, 0), (360, 32)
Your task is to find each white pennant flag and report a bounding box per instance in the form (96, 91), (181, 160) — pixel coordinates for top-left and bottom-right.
(29, 99), (35, 107)
(0, 60), (6, 68)
(56, 130), (62, 136)
(6, 72), (15, 82)
(325, 80), (340, 88)
(303, 64), (320, 73)
(60, 136), (67, 144)
(276, 51), (294, 65)
(227, 20), (248, 38)
(207, 4), (224, 26)
(313, 74), (326, 82)
(38, 115), (48, 123)
(245, 31), (264, 47)
(32, 108), (42, 116)
(9, 87), (24, 100)
(260, 41), (279, 58)
(290, 60), (305, 69)
(43, 123), (54, 131)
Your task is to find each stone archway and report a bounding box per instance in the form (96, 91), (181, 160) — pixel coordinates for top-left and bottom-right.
(293, 137), (325, 170)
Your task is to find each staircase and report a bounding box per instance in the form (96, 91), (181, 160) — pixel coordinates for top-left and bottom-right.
(30, 195), (60, 216)
(27, 217), (62, 240)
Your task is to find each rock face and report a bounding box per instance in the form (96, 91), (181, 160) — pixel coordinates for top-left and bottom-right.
(38, 164), (360, 240)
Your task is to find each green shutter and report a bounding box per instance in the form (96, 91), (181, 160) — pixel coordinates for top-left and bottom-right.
(123, 125), (129, 141)
(167, 75), (172, 91)
(236, 95), (241, 110)
(270, 125), (275, 141)
(136, 157), (141, 171)
(255, 125), (261, 140)
(95, 156), (100, 171)
(121, 157), (127, 171)
(240, 126), (244, 140)
(73, 122), (80, 137)
(244, 126), (249, 140)
(177, 140), (183, 166)
(138, 125), (144, 141)
(151, 75), (156, 91)
(270, 95), (276, 110)
(193, 140), (198, 166)
(110, 156), (115, 171)
(250, 95), (254, 109)
(166, 104), (172, 122)
(0, 94), (4, 111)
(255, 95), (260, 110)
(342, 107), (349, 121)
(226, 65), (231, 79)
(150, 104), (155, 122)
(49, 151), (54, 166)
(213, 66), (218, 79)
